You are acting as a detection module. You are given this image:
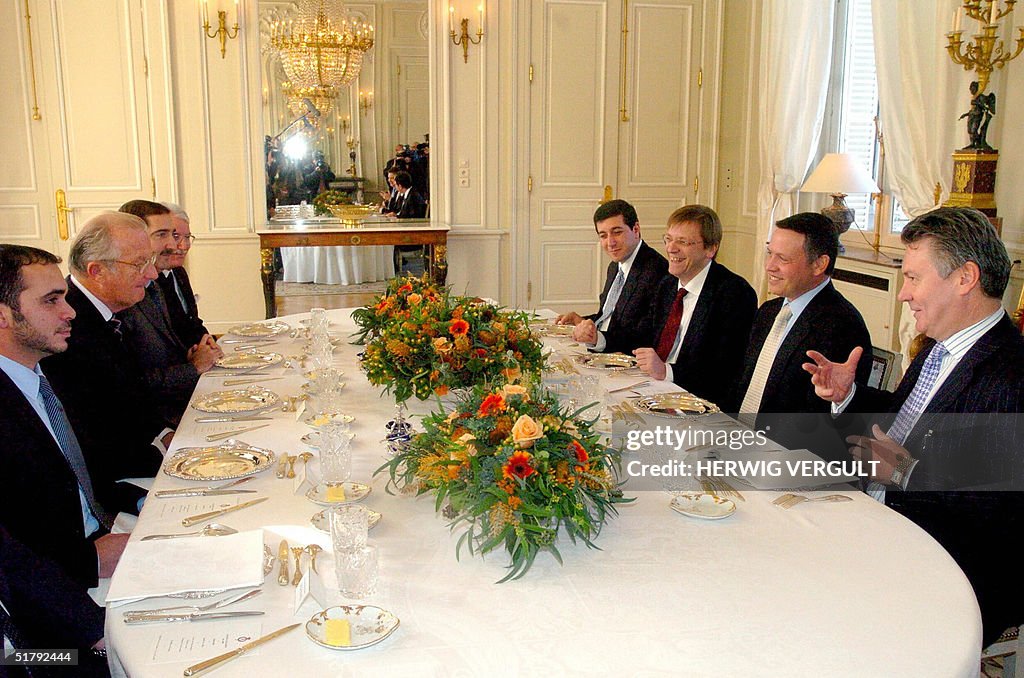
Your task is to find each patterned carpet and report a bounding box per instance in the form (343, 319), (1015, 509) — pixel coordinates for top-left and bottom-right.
(275, 280), (388, 297)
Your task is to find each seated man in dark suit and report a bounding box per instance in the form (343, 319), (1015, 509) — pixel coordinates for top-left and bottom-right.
(0, 244), (128, 588)
(618, 205), (757, 408)
(158, 201), (213, 347)
(383, 171), (427, 219)
(806, 206), (1024, 647)
(40, 213), (168, 515)
(556, 199), (669, 354)
(117, 200), (221, 425)
(734, 212), (873, 458)
(1, 526), (110, 676)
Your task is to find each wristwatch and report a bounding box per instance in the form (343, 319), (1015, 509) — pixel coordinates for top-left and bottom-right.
(889, 455), (915, 487)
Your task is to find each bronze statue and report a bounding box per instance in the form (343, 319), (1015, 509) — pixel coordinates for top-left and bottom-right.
(960, 81), (996, 152)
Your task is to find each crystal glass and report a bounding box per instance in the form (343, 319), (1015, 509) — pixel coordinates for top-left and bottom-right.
(330, 504), (369, 552)
(335, 544), (378, 599)
(319, 429), (354, 485)
(309, 307), (328, 336)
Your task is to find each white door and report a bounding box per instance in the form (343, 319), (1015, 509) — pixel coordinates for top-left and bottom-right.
(526, 0), (707, 313)
(0, 0), (158, 261)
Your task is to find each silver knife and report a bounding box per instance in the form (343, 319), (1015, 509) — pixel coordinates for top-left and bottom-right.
(181, 497), (268, 527)
(184, 623), (301, 676)
(205, 424), (270, 442)
(194, 416), (273, 424)
(222, 377), (284, 387)
(153, 489), (258, 498)
(123, 610), (265, 624)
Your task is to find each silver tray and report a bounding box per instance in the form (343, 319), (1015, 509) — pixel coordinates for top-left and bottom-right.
(163, 442), (276, 480)
(214, 352), (283, 370)
(227, 321), (291, 337)
(630, 392), (721, 418)
(305, 605), (400, 651)
(192, 387), (280, 414)
(575, 352), (638, 370)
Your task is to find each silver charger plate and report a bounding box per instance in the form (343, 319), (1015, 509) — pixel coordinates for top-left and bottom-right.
(630, 392), (721, 417)
(192, 387), (280, 414)
(227, 321), (291, 337)
(670, 493), (736, 520)
(163, 442), (276, 481)
(305, 605), (400, 651)
(215, 352), (283, 370)
(575, 353), (638, 371)
(305, 482), (372, 506)
(310, 508), (381, 533)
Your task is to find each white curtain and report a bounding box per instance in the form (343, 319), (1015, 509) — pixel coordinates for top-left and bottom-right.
(872, 0), (964, 363)
(754, 0), (836, 299)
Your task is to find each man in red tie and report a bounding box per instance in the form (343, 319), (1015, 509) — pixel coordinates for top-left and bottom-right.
(628, 205), (757, 408)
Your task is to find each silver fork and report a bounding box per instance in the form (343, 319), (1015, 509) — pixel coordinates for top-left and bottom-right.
(773, 493), (853, 509)
(122, 588), (261, 618)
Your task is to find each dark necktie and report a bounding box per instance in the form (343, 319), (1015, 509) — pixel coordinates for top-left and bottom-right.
(107, 316), (123, 339)
(38, 374), (112, 530)
(655, 288), (687, 361)
(157, 272), (193, 341)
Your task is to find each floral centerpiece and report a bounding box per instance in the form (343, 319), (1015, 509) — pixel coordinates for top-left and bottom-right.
(377, 384), (631, 581)
(351, 275), (444, 344)
(353, 278), (545, 402)
(312, 189), (352, 216)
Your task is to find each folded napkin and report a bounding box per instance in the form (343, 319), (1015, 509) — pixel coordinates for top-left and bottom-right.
(105, 529), (264, 606)
(713, 448), (859, 491)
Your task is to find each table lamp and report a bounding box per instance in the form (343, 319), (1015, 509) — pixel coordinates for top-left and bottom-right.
(801, 153), (880, 250)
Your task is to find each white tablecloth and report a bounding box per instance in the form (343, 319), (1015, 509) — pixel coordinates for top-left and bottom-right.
(106, 309), (983, 677)
(281, 246), (395, 285)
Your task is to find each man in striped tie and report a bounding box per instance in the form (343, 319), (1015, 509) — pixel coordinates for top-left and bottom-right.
(0, 244), (128, 589)
(805, 206), (1024, 647)
(556, 200), (668, 354)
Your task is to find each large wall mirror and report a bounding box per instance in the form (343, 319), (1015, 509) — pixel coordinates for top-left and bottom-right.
(258, 1), (429, 219)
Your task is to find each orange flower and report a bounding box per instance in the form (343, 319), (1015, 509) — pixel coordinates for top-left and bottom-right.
(501, 366), (522, 382)
(475, 348), (488, 358)
(507, 495), (523, 510)
(478, 393), (506, 416)
(450, 319), (470, 336)
(571, 440), (589, 464)
(434, 384), (449, 396)
(407, 293), (422, 305)
(503, 451), (536, 480)
(446, 463), (461, 480)
(510, 414), (544, 449)
(397, 282), (414, 294)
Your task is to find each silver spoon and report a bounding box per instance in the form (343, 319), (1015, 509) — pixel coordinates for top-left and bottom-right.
(140, 523), (239, 541)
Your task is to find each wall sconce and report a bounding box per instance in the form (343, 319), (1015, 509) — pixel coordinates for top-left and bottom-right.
(202, 0), (239, 59)
(359, 90), (374, 116)
(341, 116), (350, 134)
(449, 4), (484, 63)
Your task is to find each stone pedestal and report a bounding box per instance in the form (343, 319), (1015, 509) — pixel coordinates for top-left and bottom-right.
(945, 150), (998, 218)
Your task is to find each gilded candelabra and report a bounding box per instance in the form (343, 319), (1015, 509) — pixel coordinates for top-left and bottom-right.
(947, 0), (1024, 93)
(202, 1), (240, 59)
(346, 136), (359, 177)
(449, 5), (484, 63)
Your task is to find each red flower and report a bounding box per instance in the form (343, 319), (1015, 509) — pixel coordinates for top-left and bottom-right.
(397, 282), (414, 294)
(478, 393), (506, 417)
(475, 348), (488, 358)
(450, 319), (470, 336)
(571, 440), (589, 464)
(503, 451), (536, 480)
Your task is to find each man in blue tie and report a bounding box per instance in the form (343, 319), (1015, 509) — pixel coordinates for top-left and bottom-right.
(805, 206), (1024, 647)
(0, 244), (128, 588)
(556, 199), (668, 354)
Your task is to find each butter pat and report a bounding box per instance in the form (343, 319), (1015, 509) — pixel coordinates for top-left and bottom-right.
(326, 618), (351, 646)
(326, 485), (347, 501)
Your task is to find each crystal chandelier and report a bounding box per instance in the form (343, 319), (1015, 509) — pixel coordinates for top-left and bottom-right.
(269, 0), (374, 91)
(282, 82), (338, 119)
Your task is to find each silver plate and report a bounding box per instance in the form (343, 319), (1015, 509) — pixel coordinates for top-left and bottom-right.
(305, 605), (400, 651)
(305, 482), (372, 506)
(630, 393), (721, 418)
(530, 322), (574, 338)
(214, 352), (283, 370)
(163, 442), (276, 481)
(192, 387), (280, 414)
(227, 321), (291, 337)
(310, 508), (381, 533)
(670, 493), (736, 520)
(300, 432), (321, 448)
(575, 353), (638, 370)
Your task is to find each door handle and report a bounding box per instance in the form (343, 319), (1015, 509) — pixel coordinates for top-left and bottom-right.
(55, 189), (73, 241)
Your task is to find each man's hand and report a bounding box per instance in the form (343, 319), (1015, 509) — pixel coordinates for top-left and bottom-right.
(846, 424), (907, 483)
(198, 333), (224, 359)
(161, 429), (175, 449)
(802, 346), (863, 403)
(95, 533), (130, 579)
(572, 319), (597, 345)
(633, 348), (667, 381)
(556, 312), (584, 326)
(187, 341), (221, 373)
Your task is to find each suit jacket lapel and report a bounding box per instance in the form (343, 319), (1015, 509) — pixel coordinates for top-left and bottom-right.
(924, 315), (1009, 415)
(677, 262), (718, 362)
(137, 285), (184, 350)
(614, 242), (648, 311)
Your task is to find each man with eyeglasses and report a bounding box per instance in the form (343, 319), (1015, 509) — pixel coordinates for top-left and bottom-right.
(116, 200), (222, 425)
(158, 201), (212, 347)
(40, 212), (169, 516)
(621, 205), (757, 408)
(556, 199), (668, 354)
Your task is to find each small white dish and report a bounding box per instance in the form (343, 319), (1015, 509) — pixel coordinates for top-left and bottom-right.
(302, 411), (356, 429)
(669, 493), (736, 520)
(305, 605), (399, 650)
(305, 482), (372, 506)
(300, 431), (321, 448)
(310, 508), (381, 533)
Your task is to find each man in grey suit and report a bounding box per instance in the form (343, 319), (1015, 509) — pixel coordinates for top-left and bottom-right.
(117, 200), (222, 425)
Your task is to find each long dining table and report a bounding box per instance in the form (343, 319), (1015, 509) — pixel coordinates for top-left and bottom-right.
(105, 308), (983, 677)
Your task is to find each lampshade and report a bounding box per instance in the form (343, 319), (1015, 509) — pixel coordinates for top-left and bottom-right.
(801, 153), (880, 195)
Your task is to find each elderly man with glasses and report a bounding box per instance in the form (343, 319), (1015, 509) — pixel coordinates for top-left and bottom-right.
(116, 200), (222, 426)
